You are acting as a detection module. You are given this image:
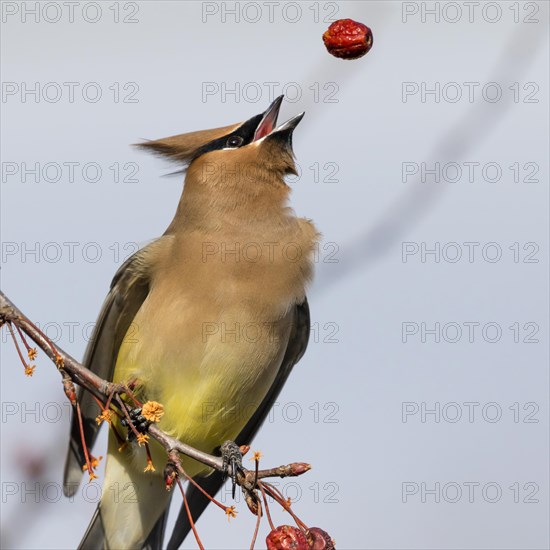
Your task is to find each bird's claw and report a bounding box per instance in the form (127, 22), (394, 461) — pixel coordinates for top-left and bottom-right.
(221, 440), (243, 499)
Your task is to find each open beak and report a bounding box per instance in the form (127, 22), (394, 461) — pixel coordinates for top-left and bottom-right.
(253, 95), (304, 142)
(253, 95), (283, 141)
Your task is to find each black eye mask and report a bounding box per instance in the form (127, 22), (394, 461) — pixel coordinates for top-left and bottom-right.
(192, 114), (263, 160)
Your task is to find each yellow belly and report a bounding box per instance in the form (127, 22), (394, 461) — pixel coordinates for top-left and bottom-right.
(113, 285), (291, 477)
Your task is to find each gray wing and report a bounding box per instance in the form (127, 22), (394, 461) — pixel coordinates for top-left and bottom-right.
(165, 299), (311, 550)
(63, 248), (152, 496)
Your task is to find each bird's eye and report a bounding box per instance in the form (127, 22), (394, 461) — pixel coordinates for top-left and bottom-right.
(226, 135), (244, 148)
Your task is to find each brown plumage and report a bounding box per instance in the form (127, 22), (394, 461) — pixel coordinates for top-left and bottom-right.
(64, 96), (319, 549)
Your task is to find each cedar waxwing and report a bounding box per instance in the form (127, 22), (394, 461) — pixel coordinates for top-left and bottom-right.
(63, 95), (318, 550)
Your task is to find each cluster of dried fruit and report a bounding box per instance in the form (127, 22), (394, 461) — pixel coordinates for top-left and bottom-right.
(266, 525), (335, 549)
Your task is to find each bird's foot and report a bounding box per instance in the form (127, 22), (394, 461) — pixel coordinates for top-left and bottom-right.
(121, 407), (151, 441)
(221, 440), (244, 498)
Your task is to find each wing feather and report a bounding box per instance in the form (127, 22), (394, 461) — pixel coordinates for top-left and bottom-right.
(63, 248), (153, 496)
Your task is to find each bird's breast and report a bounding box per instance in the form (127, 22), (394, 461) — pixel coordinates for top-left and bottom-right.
(113, 220), (316, 461)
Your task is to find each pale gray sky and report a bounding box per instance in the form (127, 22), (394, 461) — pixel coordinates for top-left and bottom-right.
(1, 2), (548, 549)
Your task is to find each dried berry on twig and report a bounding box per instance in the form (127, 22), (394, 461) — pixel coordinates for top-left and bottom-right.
(266, 525), (309, 550)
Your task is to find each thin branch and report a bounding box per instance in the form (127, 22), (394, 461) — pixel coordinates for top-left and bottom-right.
(0, 290), (310, 487)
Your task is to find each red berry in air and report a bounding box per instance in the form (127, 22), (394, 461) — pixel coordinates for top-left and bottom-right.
(322, 18), (373, 60)
(266, 525), (309, 549)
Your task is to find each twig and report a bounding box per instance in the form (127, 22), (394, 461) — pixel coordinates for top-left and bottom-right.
(177, 478), (205, 550)
(0, 290), (310, 488)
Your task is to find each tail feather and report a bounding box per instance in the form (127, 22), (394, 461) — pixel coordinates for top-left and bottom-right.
(142, 508), (170, 550)
(78, 507), (105, 550)
(77, 431), (171, 550)
(77, 505), (169, 550)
